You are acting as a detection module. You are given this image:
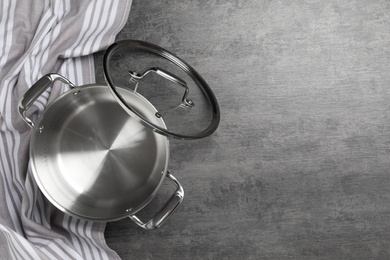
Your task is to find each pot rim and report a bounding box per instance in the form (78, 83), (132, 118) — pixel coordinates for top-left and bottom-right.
(28, 83), (170, 222)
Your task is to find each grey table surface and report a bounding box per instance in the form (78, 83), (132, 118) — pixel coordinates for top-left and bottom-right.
(94, 0), (390, 259)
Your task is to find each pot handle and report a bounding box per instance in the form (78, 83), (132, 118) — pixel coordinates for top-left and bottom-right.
(18, 73), (76, 128)
(129, 172), (184, 230)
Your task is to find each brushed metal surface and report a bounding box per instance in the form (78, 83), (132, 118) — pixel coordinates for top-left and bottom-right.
(29, 85), (169, 221)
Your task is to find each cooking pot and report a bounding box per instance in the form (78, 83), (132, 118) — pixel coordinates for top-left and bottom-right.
(18, 40), (220, 229)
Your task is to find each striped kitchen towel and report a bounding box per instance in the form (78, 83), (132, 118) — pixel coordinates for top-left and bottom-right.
(0, 0), (131, 259)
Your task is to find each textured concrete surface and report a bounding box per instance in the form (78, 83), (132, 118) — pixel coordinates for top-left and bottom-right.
(95, 0), (390, 259)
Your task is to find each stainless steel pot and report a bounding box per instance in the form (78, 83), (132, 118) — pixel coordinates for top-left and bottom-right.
(19, 74), (184, 229)
(18, 40), (220, 230)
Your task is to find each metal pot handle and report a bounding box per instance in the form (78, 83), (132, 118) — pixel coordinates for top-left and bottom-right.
(18, 73), (76, 128)
(129, 172), (184, 230)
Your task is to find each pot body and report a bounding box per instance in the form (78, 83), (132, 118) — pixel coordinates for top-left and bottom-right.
(19, 74), (183, 229)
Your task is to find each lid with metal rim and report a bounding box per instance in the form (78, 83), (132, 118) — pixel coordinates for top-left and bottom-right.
(103, 40), (220, 140)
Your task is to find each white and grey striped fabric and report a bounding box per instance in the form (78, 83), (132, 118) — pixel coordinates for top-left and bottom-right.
(0, 0), (131, 259)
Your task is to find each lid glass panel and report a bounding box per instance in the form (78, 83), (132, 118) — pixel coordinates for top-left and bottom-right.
(103, 40), (220, 139)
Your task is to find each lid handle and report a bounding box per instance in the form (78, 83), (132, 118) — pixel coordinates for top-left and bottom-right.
(129, 67), (194, 108)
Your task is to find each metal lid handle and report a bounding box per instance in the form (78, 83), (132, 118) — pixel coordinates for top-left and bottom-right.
(129, 67), (194, 108)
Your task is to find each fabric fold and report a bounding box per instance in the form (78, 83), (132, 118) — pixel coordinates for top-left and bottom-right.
(0, 0), (132, 259)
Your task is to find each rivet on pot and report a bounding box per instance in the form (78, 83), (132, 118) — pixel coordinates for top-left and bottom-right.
(126, 208), (133, 213)
(73, 90), (81, 95)
(38, 126), (44, 133)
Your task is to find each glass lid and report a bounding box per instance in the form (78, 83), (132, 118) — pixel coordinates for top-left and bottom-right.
(103, 40), (220, 139)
